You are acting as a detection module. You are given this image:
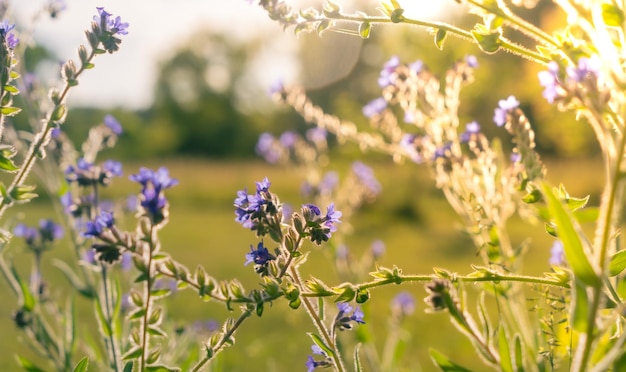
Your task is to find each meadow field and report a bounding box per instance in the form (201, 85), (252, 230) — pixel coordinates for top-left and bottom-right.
(0, 156), (604, 371)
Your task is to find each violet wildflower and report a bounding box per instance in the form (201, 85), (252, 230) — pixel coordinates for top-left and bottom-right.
(362, 97), (387, 118)
(245, 241), (276, 276)
(279, 131), (298, 148)
(319, 171), (339, 194)
(399, 134), (422, 163)
(301, 203), (342, 245)
(256, 133), (281, 164)
(0, 21), (18, 49)
(104, 114), (123, 135)
(130, 167), (178, 224)
(13, 224), (38, 246)
(493, 95), (520, 127)
(391, 291), (416, 317)
(235, 179), (283, 239)
(409, 59), (424, 74)
(465, 55), (478, 68)
(538, 61), (560, 103)
(93, 7), (129, 54)
(434, 142), (452, 160)
(324, 203), (342, 234)
(305, 345), (331, 371)
(352, 161), (381, 195)
(83, 211), (114, 238)
(335, 302), (366, 330)
(38, 219), (64, 243)
(549, 240), (566, 266)
(371, 240), (385, 258)
(66, 158), (122, 187)
(566, 56), (600, 83)
(460, 121), (480, 143)
(306, 127), (327, 143)
(378, 55), (400, 87)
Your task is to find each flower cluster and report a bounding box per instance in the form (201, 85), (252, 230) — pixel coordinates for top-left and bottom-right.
(14, 219), (63, 250)
(299, 203), (342, 245)
(334, 302), (365, 331)
(244, 241), (276, 275)
(305, 345), (332, 371)
(129, 167), (178, 225)
(538, 57), (604, 104)
(0, 20), (18, 49)
(65, 158), (123, 187)
(234, 177), (283, 240)
(92, 7), (129, 53)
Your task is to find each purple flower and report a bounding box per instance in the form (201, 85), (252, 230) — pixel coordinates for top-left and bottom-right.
(305, 203), (321, 216)
(256, 133), (281, 164)
(352, 161), (381, 195)
(493, 96), (520, 127)
(38, 219), (64, 242)
(378, 55), (400, 87)
(392, 291), (416, 316)
(434, 142), (452, 160)
(510, 152), (521, 163)
(465, 55), (478, 68)
(460, 121), (480, 143)
(362, 97), (387, 118)
(566, 56), (600, 83)
(0, 20), (18, 49)
(409, 59), (424, 74)
(399, 134), (422, 163)
(279, 131), (298, 148)
(104, 114), (122, 135)
(102, 160), (123, 177)
(13, 224), (38, 245)
(130, 167), (178, 192)
(244, 242), (275, 266)
(256, 177), (271, 193)
(335, 302), (366, 330)
(319, 171), (339, 194)
(306, 127), (327, 143)
(549, 240), (566, 266)
(371, 240), (385, 258)
(268, 80), (284, 96)
(538, 61), (560, 103)
(82, 211), (114, 238)
(324, 203), (342, 234)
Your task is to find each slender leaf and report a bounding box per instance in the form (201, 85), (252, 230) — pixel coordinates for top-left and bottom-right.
(542, 184), (599, 286)
(307, 333), (335, 357)
(609, 250), (626, 276)
(429, 349), (473, 371)
(15, 355), (46, 372)
(72, 357), (89, 372)
(498, 325), (513, 372)
(571, 280), (589, 332)
(514, 335), (524, 372)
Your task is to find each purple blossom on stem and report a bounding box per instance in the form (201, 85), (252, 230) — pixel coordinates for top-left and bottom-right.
(378, 55), (400, 87)
(538, 61), (560, 103)
(392, 291), (416, 316)
(493, 96), (520, 127)
(465, 55), (478, 68)
(256, 133), (281, 164)
(324, 203), (342, 234)
(352, 161), (381, 195)
(13, 224), (38, 245)
(104, 114), (122, 134)
(362, 97), (387, 118)
(335, 302), (366, 330)
(244, 242), (275, 266)
(306, 127), (327, 143)
(279, 131), (298, 148)
(83, 211), (114, 238)
(549, 240), (566, 266)
(460, 121), (480, 143)
(0, 20), (18, 48)
(566, 56), (600, 83)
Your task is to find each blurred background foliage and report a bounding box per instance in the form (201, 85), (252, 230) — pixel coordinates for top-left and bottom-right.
(13, 1), (599, 161)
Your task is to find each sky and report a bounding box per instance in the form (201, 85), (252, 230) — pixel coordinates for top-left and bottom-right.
(11, 0), (451, 109)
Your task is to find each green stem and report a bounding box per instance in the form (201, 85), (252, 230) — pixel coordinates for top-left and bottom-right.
(100, 266), (121, 372)
(139, 225), (156, 371)
(190, 310), (252, 372)
(576, 128), (626, 370)
(290, 265), (346, 372)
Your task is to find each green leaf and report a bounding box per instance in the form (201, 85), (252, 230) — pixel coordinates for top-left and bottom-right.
(602, 3), (624, 27)
(15, 355), (46, 372)
(307, 333), (335, 358)
(609, 250), (626, 276)
(358, 22), (371, 39)
(123, 362), (133, 372)
(122, 347), (142, 361)
(94, 296), (112, 337)
(497, 325), (513, 372)
(145, 365), (180, 372)
(514, 335), (524, 372)
(4, 84), (19, 94)
(72, 357), (89, 372)
(51, 104), (67, 122)
(0, 106), (21, 116)
(11, 265), (35, 311)
(571, 280), (589, 332)
(435, 29), (447, 50)
(10, 184), (38, 202)
(522, 189), (542, 204)
(429, 349), (473, 371)
(542, 183), (599, 286)
(471, 24), (501, 54)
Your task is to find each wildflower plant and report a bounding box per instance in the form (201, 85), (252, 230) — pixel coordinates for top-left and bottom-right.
(3, 0), (626, 371)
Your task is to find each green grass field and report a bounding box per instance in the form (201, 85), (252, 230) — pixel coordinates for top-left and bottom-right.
(0, 157), (604, 371)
